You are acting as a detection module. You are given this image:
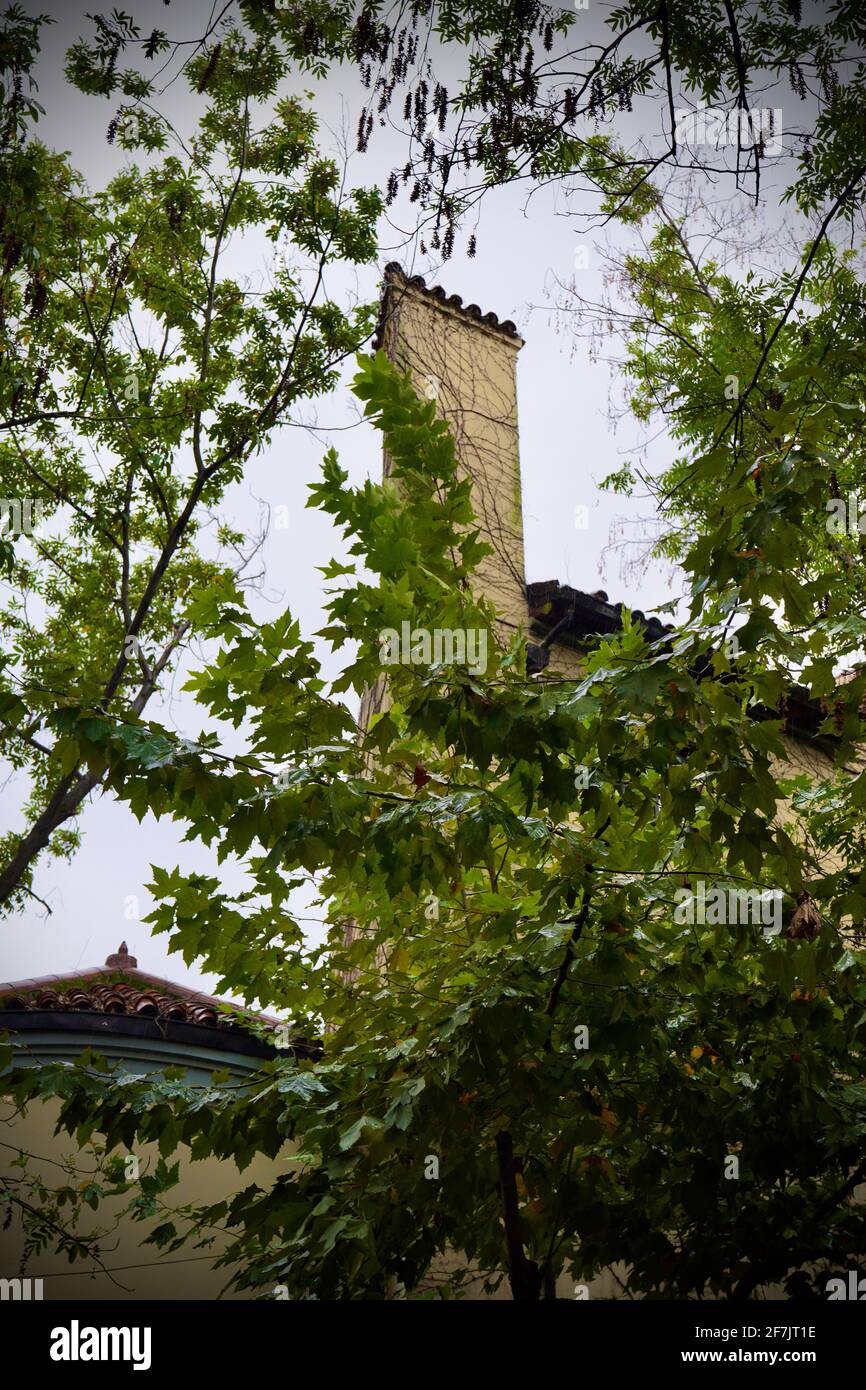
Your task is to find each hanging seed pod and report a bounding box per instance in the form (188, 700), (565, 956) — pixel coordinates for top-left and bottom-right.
(386, 171), (399, 204)
(414, 80), (429, 133)
(467, 233), (477, 258)
(1, 66), (23, 147)
(589, 77), (606, 119)
(788, 61), (807, 100)
(433, 82), (448, 131)
(785, 891), (820, 940)
(105, 40), (120, 86)
(3, 237), (23, 272)
(520, 44), (535, 99)
(301, 20), (321, 56)
(353, 7), (377, 62)
(196, 42), (221, 93)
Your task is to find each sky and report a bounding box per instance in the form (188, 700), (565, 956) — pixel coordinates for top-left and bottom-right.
(0, 0), (816, 1000)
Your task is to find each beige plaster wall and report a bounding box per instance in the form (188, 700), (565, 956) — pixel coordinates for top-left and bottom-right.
(381, 275), (527, 643)
(0, 1095), (285, 1300)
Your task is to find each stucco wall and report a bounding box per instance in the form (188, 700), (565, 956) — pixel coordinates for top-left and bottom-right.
(359, 274), (528, 736)
(381, 273), (527, 642)
(0, 1092), (285, 1301)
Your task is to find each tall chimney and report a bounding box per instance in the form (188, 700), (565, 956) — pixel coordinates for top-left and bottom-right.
(373, 263), (527, 637)
(350, 268), (527, 952)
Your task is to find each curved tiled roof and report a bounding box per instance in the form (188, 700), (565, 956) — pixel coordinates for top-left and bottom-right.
(2, 977), (239, 1029)
(0, 944), (316, 1055)
(371, 261), (523, 352)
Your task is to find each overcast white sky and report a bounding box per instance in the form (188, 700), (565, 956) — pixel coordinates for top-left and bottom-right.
(0, 0), (812, 1000)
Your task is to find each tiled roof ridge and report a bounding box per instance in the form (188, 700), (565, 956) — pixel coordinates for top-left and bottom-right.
(371, 261), (523, 352)
(527, 579), (675, 647)
(0, 964), (279, 1024)
(526, 579), (842, 740)
(0, 937), (316, 1050)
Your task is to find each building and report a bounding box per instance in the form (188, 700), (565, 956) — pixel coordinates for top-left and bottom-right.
(362, 265), (848, 1297)
(367, 262), (837, 786)
(0, 943), (312, 1299)
(0, 265), (843, 1301)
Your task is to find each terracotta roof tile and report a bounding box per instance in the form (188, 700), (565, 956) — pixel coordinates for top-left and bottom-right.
(371, 262), (522, 352)
(0, 943), (316, 1053)
(526, 580), (675, 671)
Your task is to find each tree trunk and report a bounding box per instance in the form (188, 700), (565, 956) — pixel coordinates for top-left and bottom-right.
(495, 1130), (542, 1301)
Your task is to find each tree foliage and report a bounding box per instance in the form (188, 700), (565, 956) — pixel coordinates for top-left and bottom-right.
(4, 0), (866, 1302)
(6, 346), (866, 1299)
(0, 6), (380, 909)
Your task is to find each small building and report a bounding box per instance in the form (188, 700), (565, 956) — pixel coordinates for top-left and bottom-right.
(0, 944), (310, 1300)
